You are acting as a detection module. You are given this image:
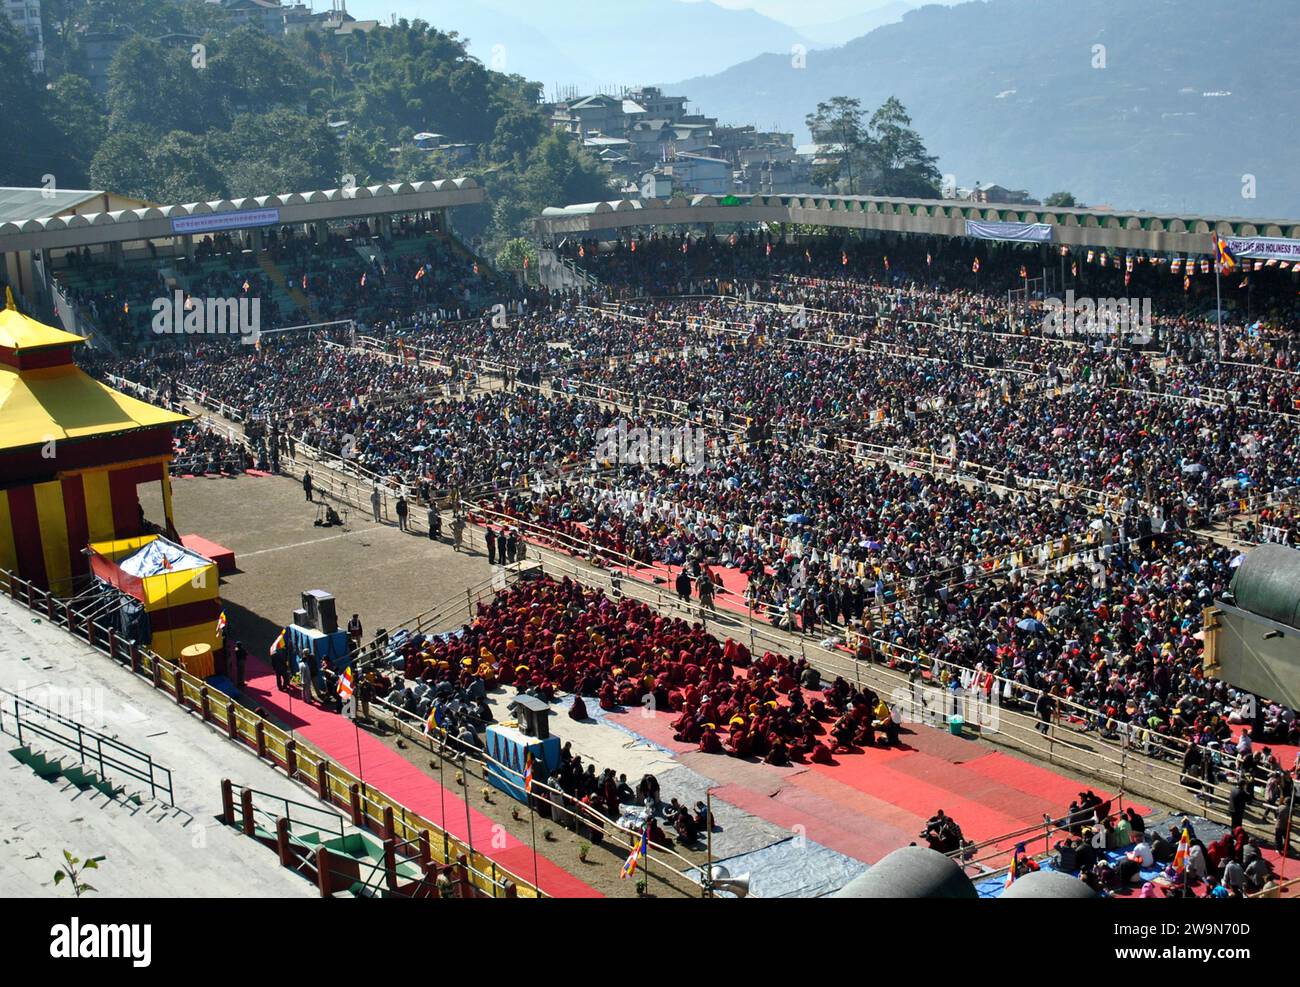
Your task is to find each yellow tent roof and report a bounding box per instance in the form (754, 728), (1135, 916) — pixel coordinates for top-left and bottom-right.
(0, 363), (189, 453)
(0, 292), (86, 351)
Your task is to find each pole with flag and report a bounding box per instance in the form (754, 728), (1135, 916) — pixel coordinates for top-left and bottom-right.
(1212, 233), (1238, 360)
(621, 822), (649, 885)
(1004, 842), (1027, 889)
(523, 748), (540, 893)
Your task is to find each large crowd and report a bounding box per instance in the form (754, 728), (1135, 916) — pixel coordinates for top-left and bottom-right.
(81, 231), (1300, 793)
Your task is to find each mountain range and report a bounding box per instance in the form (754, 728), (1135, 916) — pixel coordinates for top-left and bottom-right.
(668, 0), (1300, 217)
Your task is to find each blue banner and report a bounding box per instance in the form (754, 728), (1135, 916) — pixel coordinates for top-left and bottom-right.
(171, 208), (281, 236)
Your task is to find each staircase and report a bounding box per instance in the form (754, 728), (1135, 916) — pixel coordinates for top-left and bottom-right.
(257, 252), (320, 324)
(10, 743), (146, 808)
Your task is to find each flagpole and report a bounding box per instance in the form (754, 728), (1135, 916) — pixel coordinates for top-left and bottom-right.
(1215, 252), (1223, 362)
(529, 794), (540, 894)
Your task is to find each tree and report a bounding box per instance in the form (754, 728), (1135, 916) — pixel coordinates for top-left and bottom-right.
(88, 129), (158, 200)
(47, 74), (108, 186)
(216, 110), (341, 197)
(1044, 191), (1080, 207)
(105, 37), (209, 135)
(805, 97), (865, 194)
(148, 131), (227, 203)
(0, 15), (67, 186)
(862, 97), (941, 198)
(495, 237), (536, 275)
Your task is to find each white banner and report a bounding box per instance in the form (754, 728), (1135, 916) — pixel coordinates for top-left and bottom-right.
(171, 208), (281, 236)
(1222, 235), (1300, 261)
(965, 220), (1053, 243)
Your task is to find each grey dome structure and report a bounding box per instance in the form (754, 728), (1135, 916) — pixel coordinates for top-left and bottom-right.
(832, 846), (977, 898)
(1230, 543), (1300, 629)
(1001, 870), (1099, 899)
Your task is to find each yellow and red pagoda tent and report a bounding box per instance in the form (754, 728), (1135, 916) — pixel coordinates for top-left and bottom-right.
(0, 291), (189, 595)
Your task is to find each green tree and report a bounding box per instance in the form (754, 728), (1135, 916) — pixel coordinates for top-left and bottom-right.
(215, 109), (341, 196)
(88, 128), (158, 200)
(496, 236), (536, 275)
(105, 37), (209, 134)
(148, 131), (227, 203)
(47, 74), (107, 186)
(1044, 191), (1079, 207)
(862, 97), (941, 198)
(805, 96), (865, 193)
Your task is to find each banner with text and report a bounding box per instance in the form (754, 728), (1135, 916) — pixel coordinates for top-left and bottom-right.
(965, 220), (1054, 243)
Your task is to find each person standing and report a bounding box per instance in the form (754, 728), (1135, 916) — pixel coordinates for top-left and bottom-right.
(505, 528), (519, 565)
(428, 505), (441, 540)
(299, 651), (315, 705)
(370, 485), (382, 522)
(451, 514), (465, 552)
(675, 568), (692, 602)
(271, 640), (290, 691)
(302, 470), (313, 502)
(486, 526), (497, 565)
(347, 613), (363, 655)
(396, 494), (409, 532)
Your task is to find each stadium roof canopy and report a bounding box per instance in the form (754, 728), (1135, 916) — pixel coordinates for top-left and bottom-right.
(0, 178), (484, 253)
(0, 187), (130, 224)
(534, 193), (1300, 256)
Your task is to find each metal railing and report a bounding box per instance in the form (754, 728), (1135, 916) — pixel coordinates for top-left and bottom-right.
(0, 686), (175, 805)
(0, 567), (544, 899)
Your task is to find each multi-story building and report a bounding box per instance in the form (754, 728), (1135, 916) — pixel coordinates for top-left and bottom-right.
(3, 0), (44, 74)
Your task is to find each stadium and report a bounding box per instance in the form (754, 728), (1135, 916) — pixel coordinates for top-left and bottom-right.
(0, 3), (1298, 957)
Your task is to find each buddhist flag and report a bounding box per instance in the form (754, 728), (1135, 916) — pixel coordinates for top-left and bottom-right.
(1212, 233), (1239, 273)
(1018, 264), (1027, 279)
(578, 245), (585, 258)
(123, 302), (130, 314)
(523, 749), (534, 793)
(216, 611), (228, 637)
(1086, 250), (1095, 264)
(804, 248), (811, 263)
(882, 255), (889, 270)
(1172, 828), (1191, 873)
(1183, 274), (1191, 292)
(842, 250), (848, 266)
(971, 257), (980, 273)
(1004, 842), (1027, 889)
(414, 266), (426, 280)
(270, 628), (287, 656)
(765, 243), (771, 256)
(243, 280), (251, 293)
(621, 825), (649, 879)
(1125, 254), (1134, 272)
(1172, 258), (1182, 274)
(1200, 258), (1211, 275)
(473, 261), (479, 274)
(301, 273), (308, 290)
(630, 240), (636, 253)
(338, 666), (354, 701)
(360, 272), (367, 287)
(926, 251), (932, 267)
(424, 703), (443, 735)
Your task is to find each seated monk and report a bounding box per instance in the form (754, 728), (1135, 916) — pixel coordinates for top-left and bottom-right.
(810, 740), (834, 764)
(698, 726), (723, 754)
(568, 693), (588, 721)
(598, 681), (618, 711)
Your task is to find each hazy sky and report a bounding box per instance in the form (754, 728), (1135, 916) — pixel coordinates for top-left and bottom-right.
(342, 0), (949, 31)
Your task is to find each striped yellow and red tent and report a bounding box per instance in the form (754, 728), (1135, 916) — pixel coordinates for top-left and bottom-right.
(0, 295), (188, 595)
(88, 534), (221, 661)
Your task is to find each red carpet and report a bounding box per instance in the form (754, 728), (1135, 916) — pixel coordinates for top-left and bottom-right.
(238, 656), (601, 897)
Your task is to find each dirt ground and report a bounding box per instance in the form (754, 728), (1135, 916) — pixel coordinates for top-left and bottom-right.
(143, 471), (709, 898)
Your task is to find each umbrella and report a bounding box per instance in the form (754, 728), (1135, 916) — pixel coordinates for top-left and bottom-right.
(784, 513), (812, 524)
(1016, 618), (1046, 634)
(1229, 554), (1245, 569)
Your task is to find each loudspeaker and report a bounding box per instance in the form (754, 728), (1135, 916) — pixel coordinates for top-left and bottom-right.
(303, 589), (338, 634)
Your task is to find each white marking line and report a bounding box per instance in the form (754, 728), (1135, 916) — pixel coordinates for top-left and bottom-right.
(239, 528), (371, 558)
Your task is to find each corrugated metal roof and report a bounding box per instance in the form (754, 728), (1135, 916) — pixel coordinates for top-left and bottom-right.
(0, 187), (105, 224)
